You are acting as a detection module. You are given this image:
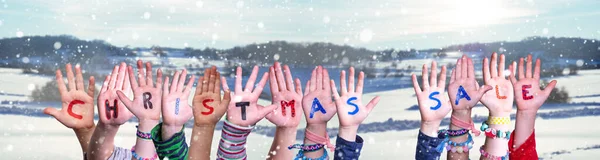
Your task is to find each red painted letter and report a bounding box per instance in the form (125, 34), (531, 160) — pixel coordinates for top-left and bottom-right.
(67, 100), (84, 119)
(201, 99), (214, 115)
(281, 100), (296, 117)
(522, 84), (533, 100)
(105, 99), (118, 119)
(495, 85), (507, 99)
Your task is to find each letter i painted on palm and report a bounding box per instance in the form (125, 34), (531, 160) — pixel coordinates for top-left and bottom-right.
(175, 98), (180, 115)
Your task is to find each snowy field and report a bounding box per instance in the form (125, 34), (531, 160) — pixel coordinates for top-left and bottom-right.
(1, 67), (600, 159)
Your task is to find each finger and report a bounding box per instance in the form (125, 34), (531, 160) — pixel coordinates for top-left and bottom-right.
(245, 66), (259, 92)
(122, 71), (131, 91)
(284, 65), (294, 91)
(163, 77), (170, 95)
(100, 75), (111, 93)
(478, 85), (493, 97)
(87, 76), (95, 97)
(455, 58), (462, 78)
(275, 62), (287, 91)
(146, 62), (154, 87)
(156, 68), (163, 90)
(526, 54), (533, 78)
(183, 75), (196, 96)
(75, 64), (85, 91)
(55, 70), (68, 95)
(253, 72), (269, 95)
(43, 107), (61, 119)
(208, 67), (216, 93)
(127, 66), (138, 90)
(411, 74), (422, 93)
(490, 53), (498, 78)
(449, 68), (456, 84)
(543, 80), (558, 96)
(499, 54), (506, 78)
(201, 68), (210, 93)
(323, 68), (331, 92)
(438, 66), (447, 89)
(467, 58), (474, 80)
(221, 88), (231, 106)
(136, 60), (146, 87)
(316, 66), (323, 90)
(221, 77), (230, 91)
(483, 57), (491, 82)
(295, 78), (302, 95)
(430, 62), (437, 88)
(258, 104), (278, 119)
(304, 81), (310, 96)
(338, 70), (347, 95)
(310, 67), (317, 91)
(65, 63), (76, 91)
(170, 70), (181, 93)
(235, 66), (243, 93)
(269, 67), (278, 93)
(214, 70), (222, 93)
(108, 65), (119, 90)
(177, 69), (188, 92)
(365, 96), (381, 113)
(331, 80), (341, 100)
(116, 62), (127, 89)
(348, 67), (355, 92)
(422, 64), (430, 90)
(196, 77), (204, 95)
(356, 72), (365, 94)
(519, 57), (525, 80)
(509, 61), (518, 85)
(534, 59), (541, 80)
(116, 90), (133, 108)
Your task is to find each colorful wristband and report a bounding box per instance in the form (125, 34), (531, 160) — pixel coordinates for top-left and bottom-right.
(136, 125), (152, 140)
(438, 128), (469, 137)
(480, 145), (508, 160)
(288, 144), (325, 152)
(131, 146), (158, 160)
(488, 117), (510, 125)
(480, 121), (511, 140)
(294, 148), (328, 160)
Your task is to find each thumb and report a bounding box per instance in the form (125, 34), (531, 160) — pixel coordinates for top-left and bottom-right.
(221, 89), (232, 107)
(478, 85), (493, 96)
(542, 80), (558, 96)
(365, 96), (381, 113)
(116, 90), (133, 109)
(258, 104), (278, 119)
(43, 107), (61, 119)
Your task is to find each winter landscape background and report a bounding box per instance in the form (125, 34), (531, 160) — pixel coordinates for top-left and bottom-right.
(1, 0), (600, 159)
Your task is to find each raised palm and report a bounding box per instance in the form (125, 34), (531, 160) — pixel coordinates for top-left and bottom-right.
(412, 62), (451, 123)
(192, 67), (230, 125)
(302, 66), (337, 125)
(332, 67), (380, 127)
(223, 66), (276, 127)
(448, 55), (492, 111)
(480, 53), (514, 115)
(43, 64), (95, 129)
(161, 68), (196, 127)
(510, 54), (557, 112)
(98, 62), (133, 125)
(118, 60), (163, 122)
(266, 62), (303, 127)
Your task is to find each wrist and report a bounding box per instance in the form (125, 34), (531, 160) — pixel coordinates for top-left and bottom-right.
(517, 109), (538, 116)
(451, 110), (472, 120)
(338, 125), (358, 142)
(73, 124), (96, 135)
(488, 111), (511, 117)
(420, 120), (441, 137)
(137, 120), (159, 132)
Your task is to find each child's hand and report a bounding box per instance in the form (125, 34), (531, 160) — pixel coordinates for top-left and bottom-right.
(43, 64), (95, 130)
(301, 66), (337, 125)
(192, 67), (230, 126)
(331, 67), (380, 141)
(223, 66), (276, 127)
(266, 62), (303, 127)
(117, 60), (163, 123)
(411, 62), (451, 135)
(510, 54), (557, 113)
(448, 55), (492, 112)
(98, 62), (133, 126)
(161, 68), (195, 128)
(480, 53), (514, 116)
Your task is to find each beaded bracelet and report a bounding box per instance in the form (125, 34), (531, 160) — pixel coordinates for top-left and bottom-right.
(447, 145), (472, 153)
(131, 146), (158, 160)
(294, 148), (328, 160)
(438, 128), (469, 138)
(488, 117), (510, 125)
(136, 125), (152, 140)
(436, 133), (474, 153)
(480, 121), (511, 140)
(479, 145), (508, 160)
(288, 144), (325, 152)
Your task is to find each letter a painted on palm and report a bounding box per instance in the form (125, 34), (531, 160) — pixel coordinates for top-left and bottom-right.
(310, 98), (327, 118)
(455, 86), (471, 105)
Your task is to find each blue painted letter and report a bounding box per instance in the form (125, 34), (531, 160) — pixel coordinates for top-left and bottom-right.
(455, 86), (471, 105)
(429, 91), (441, 110)
(346, 97), (359, 115)
(310, 98), (327, 118)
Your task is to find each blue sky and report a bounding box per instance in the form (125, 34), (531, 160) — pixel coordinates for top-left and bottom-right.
(0, 0), (599, 50)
